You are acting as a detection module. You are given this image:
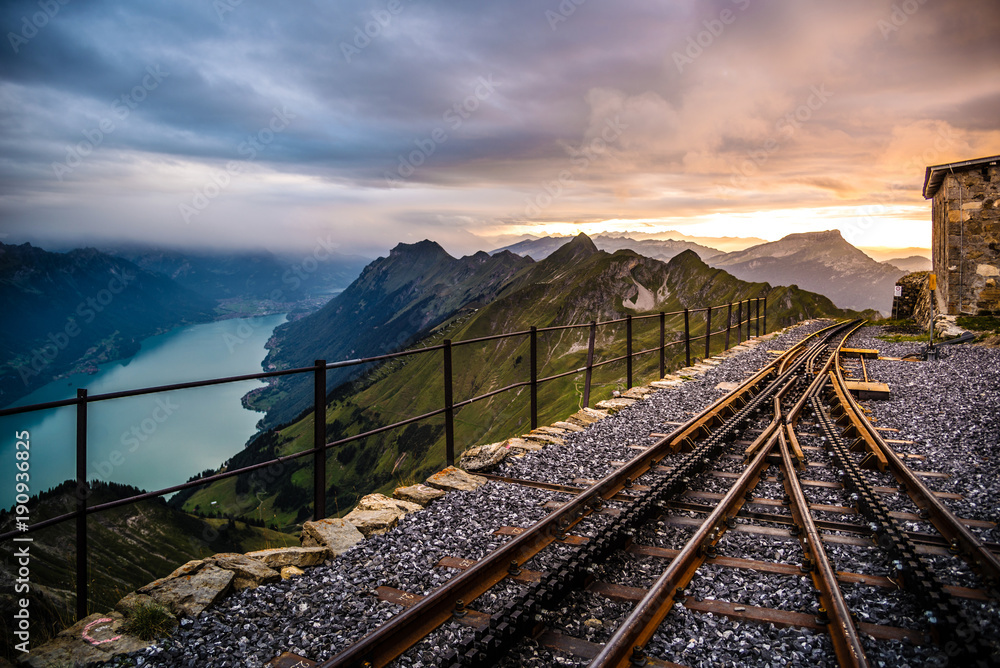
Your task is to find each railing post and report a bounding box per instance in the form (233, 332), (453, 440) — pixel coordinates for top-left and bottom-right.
(755, 298), (761, 337)
(443, 340), (455, 466)
(746, 299), (752, 341)
(736, 300), (743, 344)
(582, 321), (596, 408)
(76, 388), (88, 620)
(658, 312), (665, 379)
(529, 327), (538, 430)
(683, 308), (691, 366)
(626, 315), (633, 389)
(725, 302), (732, 350)
(704, 306), (712, 360)
(313, 360), (326, 521)
(763, 296), (767, 334)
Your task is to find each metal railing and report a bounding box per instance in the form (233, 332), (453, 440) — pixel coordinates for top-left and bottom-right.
(0, 297), (766, 619)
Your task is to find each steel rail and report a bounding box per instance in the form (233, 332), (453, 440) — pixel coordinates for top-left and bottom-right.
(319, 327), (803, 667)
(590, 426), (780, 667)
(592, 323), (857, 667)
(828, 340), (1000, 585)
(779, 422), (869, 668)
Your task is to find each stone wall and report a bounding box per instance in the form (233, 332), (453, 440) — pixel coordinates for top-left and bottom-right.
(932, 164), (1000, 315)
(893, 271), (927, 320)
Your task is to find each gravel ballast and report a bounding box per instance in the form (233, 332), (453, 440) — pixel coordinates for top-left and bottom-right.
(95, 322), (998, 667)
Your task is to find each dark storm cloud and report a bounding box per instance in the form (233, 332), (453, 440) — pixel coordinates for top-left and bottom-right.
(0, 0), (997, 253)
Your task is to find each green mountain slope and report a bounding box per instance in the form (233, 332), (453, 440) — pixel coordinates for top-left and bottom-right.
(0, 243), (218, 407)
(175, 234), (856, 526)
(0, 481), (296, 661)
(251, 241), (533, 428)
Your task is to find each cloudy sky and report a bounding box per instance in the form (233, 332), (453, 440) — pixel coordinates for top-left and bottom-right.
(1, 0), (998, 257)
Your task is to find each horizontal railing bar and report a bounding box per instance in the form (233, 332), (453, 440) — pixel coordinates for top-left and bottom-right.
(451, 330), (532, 347)
(1, 298), (764, 551)
(453, 380), (532, 410)
(83, 365), (317, 403)
(321, 407), (450, 451)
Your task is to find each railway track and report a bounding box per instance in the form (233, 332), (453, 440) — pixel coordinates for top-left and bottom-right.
(274, 321), (998, 668)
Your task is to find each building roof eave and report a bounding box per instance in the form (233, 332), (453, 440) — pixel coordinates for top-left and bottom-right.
(923, 154), (1000, 199)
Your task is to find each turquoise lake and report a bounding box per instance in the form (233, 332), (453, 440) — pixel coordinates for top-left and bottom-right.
(1, 314), (287, 509)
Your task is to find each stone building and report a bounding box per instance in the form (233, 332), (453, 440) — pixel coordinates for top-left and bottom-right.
(923, 154), (1000, 315)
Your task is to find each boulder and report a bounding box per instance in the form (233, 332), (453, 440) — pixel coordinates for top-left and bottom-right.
(343, 508), (400, 537)
(244, 546), (330, 569)
(551, 421), (584, 432)
(18, 612), (154, 668)
(138, 562), (233, 618)
(523, 432), (565, 446)
(566, 407), (609, 426)
(393, 483), (447, 506)
(301, 517), (365, 554)
(356, 493), (423, 515)
(529, 425), (568, 436)
(425, 466), (487, 493)
(622, 386), (656, 398)
(595, 397), (637, 412)
(457, 442), (510, 471)
(501, 437), (543, 453)
(205, 553), (281, 590)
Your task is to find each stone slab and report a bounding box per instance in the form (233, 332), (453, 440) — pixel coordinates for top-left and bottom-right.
(356, 493), (423, 515)
(244, 546), (330, 569)
(394, 483), (447, 506)
(343, 508), (400, 537)
(205, 553), (281, 591)
(138, 562), (234, 618)
(551, 421), (584, 432)
(300, 518), (365, 555)
(595, 397), (637, 412)
(425, 466), (487, 493)
(457, 442), (510, 470)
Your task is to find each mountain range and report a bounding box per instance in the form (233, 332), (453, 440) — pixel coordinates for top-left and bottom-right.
(0, 243), (370, 407)
(503, 230), (913, 314)
(705, 230), (906, 313)
(107, 244), (369, 304)
(0, 243), (218, 406)
(491, 232), (725, 263)
(883, 255), (932, 273)
(251, 242), (533, 428)
(177, 233), (860, 526)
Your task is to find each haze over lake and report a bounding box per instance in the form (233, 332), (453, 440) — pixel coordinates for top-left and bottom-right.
(1, 314), (287, 509)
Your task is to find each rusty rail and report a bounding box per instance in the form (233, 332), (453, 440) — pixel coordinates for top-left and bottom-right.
(321, 321), (847, 667)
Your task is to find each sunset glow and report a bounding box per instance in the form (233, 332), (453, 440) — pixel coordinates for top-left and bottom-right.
(1, 1), (997, 257)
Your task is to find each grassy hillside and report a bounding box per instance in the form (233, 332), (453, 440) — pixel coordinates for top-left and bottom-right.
(175, 237), (857, 526)
(0, 481), (297, 661)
